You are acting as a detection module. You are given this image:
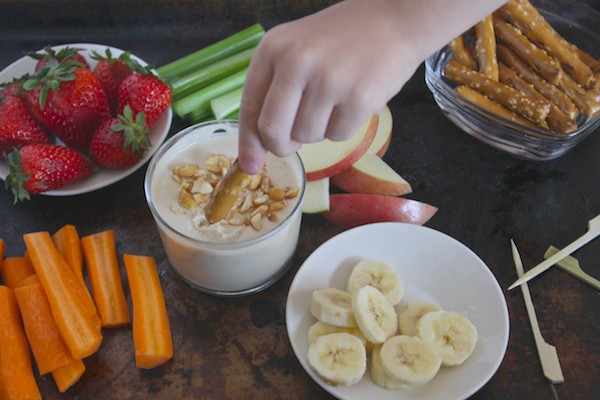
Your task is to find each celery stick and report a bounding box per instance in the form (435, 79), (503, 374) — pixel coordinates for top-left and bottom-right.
(157, 23), (264, 79)
(173, 68), (248, 120)
(210, 86), (243, 120)
(171, 47), (255, 101)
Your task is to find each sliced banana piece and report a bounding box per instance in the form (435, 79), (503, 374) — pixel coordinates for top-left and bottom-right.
(415, 310), (478, 366)
(308, 321), (367, 346)
(397, 301), (442, 336)
(380, 335), (442, 386)
(307, 332), (367, 387)
(310, 288), (357, 327)
(369, 344), (407, 390)
(346, 260), (404, 306)
(351, 285), (398, 343)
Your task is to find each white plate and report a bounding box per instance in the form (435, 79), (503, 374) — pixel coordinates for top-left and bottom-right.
(0, 43), (172, 196)
(286, 222), (509, 400)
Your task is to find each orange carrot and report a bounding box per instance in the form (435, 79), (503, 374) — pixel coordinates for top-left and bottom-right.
(23, 231), (103, 359)
(123, 254), (173, 369)
(81, 229), (131, 328)
(52, 224), (84, 285)
(1, 257), (35, 289)
(52, 359), (85, 393)
(14, 275), (77, 375)
(0, 285), (42, 400)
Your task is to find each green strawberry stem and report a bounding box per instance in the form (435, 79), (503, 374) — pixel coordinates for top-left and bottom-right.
(172, 67), (248, 122)
(169, 47), (255, 101)
(210, 86), (243, 120)
(4, 149), (31, 203)
(156, 23), (264, 80)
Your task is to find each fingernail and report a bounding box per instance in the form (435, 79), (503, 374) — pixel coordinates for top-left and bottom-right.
(239, 158), (262, 175)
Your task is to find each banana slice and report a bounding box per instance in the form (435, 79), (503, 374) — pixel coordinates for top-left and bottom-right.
(397, 301), (442, 336)
(380, 335), (442, 386)
(346, 260), (404, 306)
(310, 288), (357, 327)
(308, 321), (367, 346)
(369, 344), (407, 390)
(351, 285), (398, 343)
(415, 310), (478, 366)
(307, 332), (367, 386)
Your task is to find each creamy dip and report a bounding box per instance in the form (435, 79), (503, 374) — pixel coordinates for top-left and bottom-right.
(145, 121), (305, 295)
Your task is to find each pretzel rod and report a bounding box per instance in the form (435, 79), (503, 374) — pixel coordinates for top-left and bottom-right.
(499, 63), (576, 133)
(497, 44), (578, 120)
(444, 59), (550, 125)
(448, 35), (478, 70)
(455, 85), (540, 129)
(498, 0), (594, 87)
(475, 15), (499, 80)
(203, 160), (252, 224)
(557, 72), (600, 118)
(492, 15), (562, 85)
(572, 46), (600, 74)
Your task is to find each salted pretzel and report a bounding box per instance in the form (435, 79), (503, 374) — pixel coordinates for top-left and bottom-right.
(498, 63), (576, 133)
(455, 85), (540, 129)
(203, 160), (252, 224)
(448, 35), (478, 70)
(496, 44), (578, 120)
(497, 0), (594, 87)
(444, 59), (550, 126)
(474, 15), (499, 80)
(492, 15), (562, 85)
(556, 72), (600, 118)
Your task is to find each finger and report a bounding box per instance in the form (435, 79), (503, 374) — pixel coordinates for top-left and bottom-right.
(290, 80), (335, 144)
(256, 66), (305, 157)
(325, 103), (374, 142)
(238, 52), (273, 174)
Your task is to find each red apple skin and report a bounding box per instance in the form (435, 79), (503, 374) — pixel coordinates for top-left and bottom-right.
(302, 115), (379, 182)
(330, 153), (412, 196)
(372, 105), (393, 157)
(322, 194), (438, 229)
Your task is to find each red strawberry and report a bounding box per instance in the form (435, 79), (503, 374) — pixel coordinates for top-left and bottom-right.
(21, 59), (110, 150)
(118, 72), (171, 128)
(4, 143), (93, 201)
(27, 46), (89, 72)
(91, 49), (147, 116)
(0, 74), (30, 98)
(0, 95), (51, 155)
(89, 105), (151, 169)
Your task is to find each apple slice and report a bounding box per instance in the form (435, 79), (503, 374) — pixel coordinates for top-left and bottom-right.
(330, 152), (412, 196)
(370, 105), (393, 157)
(298, 115), (379, 182)
(301, 178), (330, 214)
(322, 194), (438, 229)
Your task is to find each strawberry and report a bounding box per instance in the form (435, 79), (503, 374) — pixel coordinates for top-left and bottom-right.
(89, 105), (151, 169)
(118, 71), (171, 128)
(21, 58), (110, 150)
(27, 46), (89, 72)
(0, 95), (51, 155)
(0, 74), (30, 98)
(91, 48), (147, 116)
(4, 143), (93, 201)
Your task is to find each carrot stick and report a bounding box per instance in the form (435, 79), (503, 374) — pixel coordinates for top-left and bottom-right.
(0, 286), (42, 400)
(52, 224), (84, 284)
(1, 257), (35, 289)
(81, 229), (131, 328)
(52, 359), (85, 393)
(14, 275), (77, 375)
(23, 231), (103, 359)
(123, 254), (173, 369)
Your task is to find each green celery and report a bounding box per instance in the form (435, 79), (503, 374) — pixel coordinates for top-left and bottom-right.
(157, 23), (264, 79)
(210, 86), (243, 120)
(170, 47), (255, 101)
(173, 67), (248, 120)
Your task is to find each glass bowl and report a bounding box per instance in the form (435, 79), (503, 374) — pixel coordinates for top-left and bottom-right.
(144, 120), (306, 296)
(425, 0), (600, 161)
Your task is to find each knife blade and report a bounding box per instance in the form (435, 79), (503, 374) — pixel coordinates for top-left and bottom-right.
(511, 239), (564, 384)
(508, 213), (600, 290)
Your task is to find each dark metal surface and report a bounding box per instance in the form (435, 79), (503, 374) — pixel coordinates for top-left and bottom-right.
(1, 1), (599, 399)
